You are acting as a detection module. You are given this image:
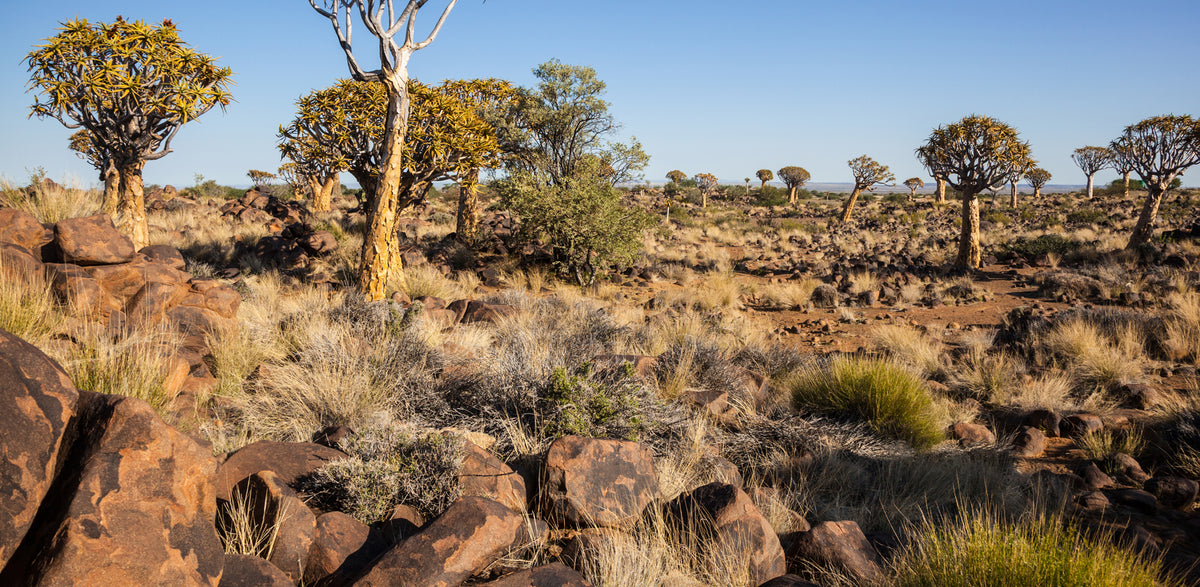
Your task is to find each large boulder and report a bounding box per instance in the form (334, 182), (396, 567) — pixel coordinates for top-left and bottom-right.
(0, 208), (52, 253)
(1, 243), (46, 286)
(785, 520), (883, 585)
(46, 263), (113, 316)
(219, 554), (292, 587)
(304, 512), (386, 586)
(459, 440), (527, 513)
(53, 215), (135, 265)
(480, 562), (593, 586)
(0, 329), (79, 569)
(540, 436), (658, 529)
(353, 496), (522, 586)
(29, 392), (224, 586)
(216, 441), (347, 502)
(667, 482), (785, 586)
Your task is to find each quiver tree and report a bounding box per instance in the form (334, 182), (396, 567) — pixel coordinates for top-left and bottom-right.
(278, 123), (345, 213)
(26, 17), (233, 250)
(439, 79), (515, 242)
(247, 169), (277, 188)
(666, 170), (687, 185)
(917, 115), (1033, 268)
(840, 156), (894, 221)
(1005, 166), (1029, 207)
(68, 129), (118, 214)
(1110, 115), (1200, 249)
(777, 166), (811, 205)
(693, 173), (718, 208)
(933, 176), (948, 204)
(903, 177), (925, 201)
(1025, 168), (1051, 198)
(309, 0), (458, 300)
(756, 169), (774, 189)
(1071, 146), (1111, 199)
(1109, 153), (1135, 199)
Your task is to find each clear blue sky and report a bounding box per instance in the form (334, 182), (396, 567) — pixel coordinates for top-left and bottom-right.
(2, 1), (1198, 189)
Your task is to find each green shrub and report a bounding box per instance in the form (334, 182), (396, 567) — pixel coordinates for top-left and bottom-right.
(498, 161), (658, 285)
(788, 357), (944, 449)
(1004, 234), (1080, 260)
(755, 186), (789, 207)
(893, 510), (1174, 587)
(982, 210), (1012, 225)
(543, 362), (655, 442)
(884, 193), (909, 204)
(1066, 208), (1107, 224)
(302, 425), (466, 524)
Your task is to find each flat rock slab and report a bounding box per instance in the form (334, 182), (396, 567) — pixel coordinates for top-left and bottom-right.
(54, 215), (135, 265)
(480, 562), (593, 586)
(219, 554), (292, 587)
(540, 436), (658, 529)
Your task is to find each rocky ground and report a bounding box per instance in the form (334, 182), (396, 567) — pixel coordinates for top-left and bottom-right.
(2, 181), (1200, 585)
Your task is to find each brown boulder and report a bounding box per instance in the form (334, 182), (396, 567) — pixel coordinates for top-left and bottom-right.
(0, 208), (52, 252)
(786, 520), (883, 585)
(461, 300), (518, 324)
(304, 512), (386, 586)
(127, 281), (191, 327)
(1079, 462), (1114, 491)
(140, 244), (187, 271)
(302, 230), (338, 255)
(0, 330), (79, 569)
(54, 215), (135, 265)
(1111, 452), (1151, 484)
(459, 441), (527, 513)
(30, 392), (224, 586)
(668, 482), (786, 585)
(480, 562), (593, 586)
(353, 496), (522, 587)
(948, 422), (995, 444)
(1012, 426), (1046, 458)
(540, 436), (659, 529)
(219, 554), (292, 587)
(203, 285), (242, 319)
(1062, 413), (1103, 436)
(758, 575), (821, 587)
(1, 243), (45, 286)
(1145, 476), (1199, 510)
(86, 261), (147, 304)
(216, 441), (347, 502)
(46, 263), (112, 315)
(225, 471), (316, 582)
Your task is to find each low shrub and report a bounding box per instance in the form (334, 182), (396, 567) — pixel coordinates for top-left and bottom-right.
(892, 510), (1175, 587)
(1005, 234), (1081, 260)
(788, 357), (944, 449)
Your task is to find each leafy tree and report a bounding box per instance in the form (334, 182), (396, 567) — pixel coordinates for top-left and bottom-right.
(67, 130), (118, 214)
(1025, 168), (1052, 198)
(280, 78), (502, 234)
(777, 166), (811, 205)
(693, 173), (718, 208)
(309, 0), (458, 300)
(278, 119), (345, 212)
(840, 156), (894, 221)
(441, 79), (516, 242)
(1109, 115), (1200, 248)
(498, 159), (657, 285)
(917, 115), (1033, 268)
(666, 170), (687, 184)
(756, 168), (774, 189)
(500, 60), (647, 188)
(1071, 146), (1111, 199)
(26, 17), (232, 249)
(247, 169), (277, 188)
(1005, 165), (1030, 207)
(903, 177), (925, 201)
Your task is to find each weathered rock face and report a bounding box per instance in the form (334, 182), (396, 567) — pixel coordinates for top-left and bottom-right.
(0, 208), (52, 253)
(218, 554), (293, 587)
(540, 436), (658, 529)
(304, 512), (384, 586)
(1013, 426), (1047, 458)
(459, 441), (527, 513)
(53, 215), (136, 266)
(668, 482), (785, 586)
(786, 520), (883, 585)
(353, 496), (522, 587)
(29, 392), (224, 586)
(0, 329), (79, 570)
(215, 441), (346, 502)
(480, 562), (593, 586)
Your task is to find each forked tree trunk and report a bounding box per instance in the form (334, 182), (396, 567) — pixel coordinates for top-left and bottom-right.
(956, 191), (982, 268)
(935, 178), (947, 204)
(1123, 171), (1131, 199)
(702, 190), (708, 208)
(908, 189), (917, 202)
(101, 161), (119, 215)
(1127, 182), (1167, 249)
(307, 175), (337, 212)
(840, 187), (863, 222)
(1085, 174), (1095, 199)
(1009, 181), (1018, 207)
(456, 168), (481, 242)
(360, 77), (411, 300)
(115, 161), (148, 250)
(305, 176), (326, 211)
(788, 186), (798, 205)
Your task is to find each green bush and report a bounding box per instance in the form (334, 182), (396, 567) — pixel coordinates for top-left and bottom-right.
(301, 425), (466, 524)
(755, 186), (789, 207)
(1005, 234), (1080, 260)
(499, 161), (658, 285)
(982, 210), (1012, 225)
(893, 510), (1174, 587)
(1066, 208), (1107, 224)
(542, 362), (657, 442)
(788, 357), (943, 449)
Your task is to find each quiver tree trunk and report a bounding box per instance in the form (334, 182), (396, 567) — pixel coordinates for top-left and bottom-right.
(1034, 187), (1042, 199)
(101, 160), (119, 215)
(1009, 182), (1018, 207)
(456, 168), (481, 243)
(840, 187), (863, 222)
(956, 192), (982, 268)
(1127, 183), (1166, 249)
(360, 78), (411, 301)
(935, 178), (947, 204)
(1085, 174), (1095, 199)
(306, 175), (338, 213)
(115, 161), (148, 250)
(1123, 171), (1131, 198)
(788, 186), (799, 205)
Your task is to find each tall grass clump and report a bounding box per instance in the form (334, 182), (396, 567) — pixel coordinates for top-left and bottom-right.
(0, 263), (63, 345)
(60, 328), (182, 415)
(872, 325), (945, 378)
(0, 175), (100, 222)
(892, 510), (1175, 587)
(788, 357), (944, 449)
